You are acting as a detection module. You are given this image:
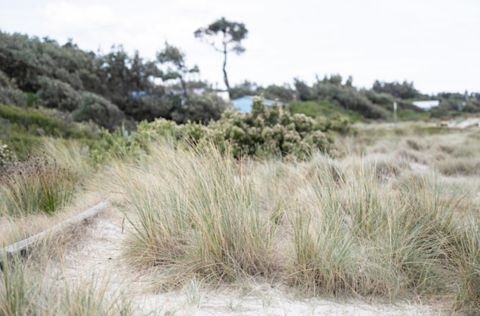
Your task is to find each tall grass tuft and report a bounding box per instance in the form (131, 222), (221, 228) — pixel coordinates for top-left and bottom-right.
(102, 141), (479, 311)
(0, 156), (77, 216)
(0, 257), (131, 316)
(453, 217), (480, 312)
(122, 145), (276, 286)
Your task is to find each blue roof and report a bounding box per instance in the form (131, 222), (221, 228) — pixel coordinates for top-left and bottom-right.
(231, 96), (278, 113)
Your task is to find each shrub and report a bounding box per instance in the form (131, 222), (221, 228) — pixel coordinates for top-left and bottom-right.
(88, 127), (143, 164)
(0, 157), (77, 216)
(36, 76), (81, 111)
(138, 98), (333, 159)
(72, 92), (125, 130)
(0, 87), (27, 107)
(0, 141), (16, 168)
(173, 93), (228, 124)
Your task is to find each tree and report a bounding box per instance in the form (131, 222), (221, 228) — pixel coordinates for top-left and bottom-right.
(194, 17), (248, 98)
(157, 42), (199, 100)
(372, 80), (420, 99)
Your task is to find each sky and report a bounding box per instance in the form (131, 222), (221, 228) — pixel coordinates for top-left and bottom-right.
(1, 0), (479, 94)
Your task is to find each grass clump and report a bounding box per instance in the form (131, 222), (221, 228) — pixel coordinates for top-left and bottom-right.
(0, 258), (131, 316)
(435, 158), (480, 176)
(121, 145), (276, 286)
(0, 156), (77, 216)
(101, 141), (480, 312)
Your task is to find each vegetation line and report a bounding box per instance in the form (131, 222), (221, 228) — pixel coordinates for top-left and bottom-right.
(0, 200), (109, 268)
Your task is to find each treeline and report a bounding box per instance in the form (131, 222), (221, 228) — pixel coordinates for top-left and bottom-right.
(231, 76), (480, 120)
(1, 30), (480, 133)
(0, 31), (227, 130)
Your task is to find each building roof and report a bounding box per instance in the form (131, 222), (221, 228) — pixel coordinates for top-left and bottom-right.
(412, 100), (440, 110)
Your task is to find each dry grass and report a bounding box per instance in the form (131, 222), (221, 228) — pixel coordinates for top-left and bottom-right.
(2, 122), (479, 313)
(0, 256), (131, 316)
(0, 139), (97, 245)
(97, 135), (479, 311)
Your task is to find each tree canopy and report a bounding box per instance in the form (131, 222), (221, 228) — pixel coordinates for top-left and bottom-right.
(194, 17), (248, 97)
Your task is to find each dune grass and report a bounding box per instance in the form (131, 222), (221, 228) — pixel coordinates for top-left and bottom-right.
(2, 122), (479, 313)
(0, 256), (131, 316)
(98, 140), (479, 311)
(0, 139), (91, 217)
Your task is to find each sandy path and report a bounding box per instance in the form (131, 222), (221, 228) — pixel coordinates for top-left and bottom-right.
(54, 208), (446, 315)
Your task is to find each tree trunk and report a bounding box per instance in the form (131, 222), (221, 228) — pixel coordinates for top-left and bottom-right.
(222, 42), (231, 98)
(180, 77), (188, 101)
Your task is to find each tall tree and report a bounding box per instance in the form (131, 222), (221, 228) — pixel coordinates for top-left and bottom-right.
(194, 17), (247, 98)
(157, 42), (198, 100)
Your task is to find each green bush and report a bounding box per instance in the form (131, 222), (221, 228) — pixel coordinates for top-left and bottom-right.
(88, 127), (143, 164)
(72, 92), (125, 130)
(138, 98), (333, 159)
(0, 87), (27, 107)
(36, 76), (81, 111)
(177, 93), (228, 124)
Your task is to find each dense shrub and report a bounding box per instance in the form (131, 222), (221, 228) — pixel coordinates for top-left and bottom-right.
(72, 92), (125, 130)
(313, 82), (390, 119)
(173, 93), (229, 124)
(372, 80), (420, 99)
(0, 86), (27, 107)
(138, 98), (332, 158)
(36, 76), (81, 111)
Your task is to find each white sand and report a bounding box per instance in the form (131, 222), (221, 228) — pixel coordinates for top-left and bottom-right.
(50, 209), (447, 315)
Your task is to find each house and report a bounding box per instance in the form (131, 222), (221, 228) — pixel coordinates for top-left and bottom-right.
(231, 96), (282, 113)
(412, 100), (440, 111)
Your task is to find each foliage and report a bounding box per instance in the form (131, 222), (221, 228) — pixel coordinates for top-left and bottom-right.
(0, 104), (89, 138)
(88, 127), (143, 165)
(0, 87), (27, 108)
(313, 79), (390, 119)
(36, 76), (80, 111)
(431, 92), (480, 118)
(0, 141), (16, 168)
(157, 42), (199, 99)
(372, 80), (420, 99)
(173, 93), (229, 124)
(0, 104), (97, 159)
(260, 84), (295, 102)
(0, 104), (92, 138)
(139, 98), (332, 159)
(293, 76), (391, 119)
(72, 92), (125, 130)
(0, 31), (227, 128)
(288, 100), (361, 122)
(229, 80), (259, 99)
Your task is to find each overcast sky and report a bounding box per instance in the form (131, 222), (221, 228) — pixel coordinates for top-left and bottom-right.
(1, 0), (479, 94)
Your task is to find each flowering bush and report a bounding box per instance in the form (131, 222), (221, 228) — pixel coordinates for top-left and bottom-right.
(0, 141), (16, 168)
(137, 98), (333, 159)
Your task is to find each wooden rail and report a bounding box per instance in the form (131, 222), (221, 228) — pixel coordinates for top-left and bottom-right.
(0, 201), (108, 269)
